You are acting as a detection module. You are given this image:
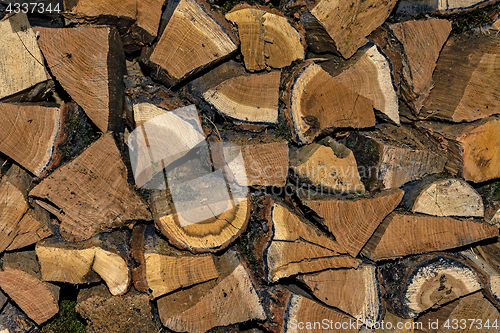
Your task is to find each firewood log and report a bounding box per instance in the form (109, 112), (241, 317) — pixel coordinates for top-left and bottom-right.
(402, 177), (484, 217)
(381, 254), (482, 319)
(396, 0), (500, 15)
(6, 203), (52, 251)
(281, 60), (375, 144)
(262, 199), (360, 283)
(76, 284), (156, 333)
(63, 0), (165, 52)
(140, 0), (238, 88)
(296, 263), (383, 323)
(0, 302), (39, 333)
(225, 5), (305, 71)
(300, 188), (404, 257)
(344, 123), (447, 191)
(156, 249), (266, 333)
(362, 212), (498, 261)
(418, 117), (500, 183)
(130, 224), (218, 298)
(421, 34), (500, 122)
(0, 12), (52, 102)
(37, 25), (126, 132)
(36, 231), (131, 295)
(30, 133), (152, 242)
(187, 60), (280, 125)
(289, 137), (365, 195)
(0, 250), (59, 324)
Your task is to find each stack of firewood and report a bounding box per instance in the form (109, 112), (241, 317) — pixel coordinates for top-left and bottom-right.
(1, 0), (500, 332)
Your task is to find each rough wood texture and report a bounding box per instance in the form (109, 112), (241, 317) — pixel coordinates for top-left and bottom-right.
(0, 302), (39, 333)
(345, 123), (447, 191)
(363, 212), (499, 261)
(381, 254), (482, 319)
(403, 178), (484, 217)
(281, 60), (375, 144)
(157, 249), (266, 333)
(461, 249), (500, 308)
(309, 0), (399, 58)
(6, 203), (52, 251)
(141, 0), (238, 87)
(0, 103), (63, 177)
(263, 201), (360, 283)
(390, 18), (451, 114)
(63, 0), (165, 52)
(419, 117), (500, 183)
(421, 34), (500, 122)
(0, 12), (52, 101)
(37, 25), (125, 132)
(226, 5), (304, 71)
(301, 189), (404, 257)
(130, 224), (218, 299)
(396, 0), (500, 15)
(0, 251), (59, 324)
(30, 133), (152, 241)
(297, 263), (383, 323)
(290, 137), (365, 195)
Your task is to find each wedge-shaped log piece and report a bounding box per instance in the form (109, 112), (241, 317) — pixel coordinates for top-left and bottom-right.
(37, 26), (125, 132)
(363, 213), (498, 261)
(284, 294), (357, 332)
(63, 0), (165, 51)
(0, 104), (63, 177)
(309, 0), (399, 58)
(130, 224), (218, 298)
(290, 137), (365, 194)
(6, 203), (52, 251)
(381, 254), (482, 319)
(345, 123), (447, 191)
(297, 263), (383, 323)
(157, 249), (266, 333)
(301, 189), (403, 257)
(30, 133), (151, 241)
(331, 44), (399, 124)
(419, 117), (500, 183)
(461, 249), (500, 308)
(281, 61), (375, 144)
(141, 0), (238, 87)
(0, 251), (59, 324)
(36, 231), (131, 295)
(0, 12), (52, 101)
(226, 5), (304, 71)
(396, 0), (500, 15)
(389, 18), (451, 114)
(421, 34), (500, 122)
(263, 201), (360, 283)
(403, 177), (484, 217)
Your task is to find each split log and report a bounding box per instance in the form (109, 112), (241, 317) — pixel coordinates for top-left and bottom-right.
(130, 224), (218, 298)
(76, 284), (156, 333)
(281, 60), (375, 144)
(362, 212), (498, 261)
(389, 18), (451, 114)
(157, 249), (266, 333)
(461, 249), (500, 308)
(421, 34), (500, 122)
(0, 302), (39, 333)
(262, 200), (360, 283)
(396, 0), (500, 15)
(30, 133), (152, 241)
(37, 25), (125, 132)
(6, 202), (53, 251)
(289, 137), (365, 195)
(187, 60), (280, 125)
(344, 123), (447, 191)
(0, 12), (52, 102)
(36, 231), (131, 295)
(300, 189), (404, 257)
(225, 5), (305, 71)
(0, 250), (59, 324)
(141, 0), (238, 87)
(402, 177), (484, 217)
(418, 117), (500, 183)
(380, 254), (482, 319)
(63, 0), (165, 52)
(296, 263), (383, 323)
(0, 103), (64, 177)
